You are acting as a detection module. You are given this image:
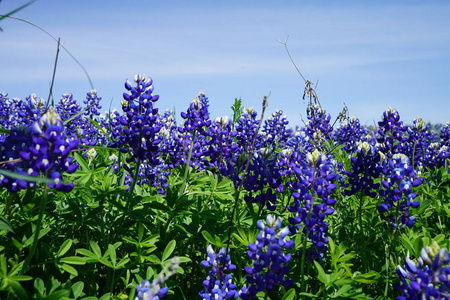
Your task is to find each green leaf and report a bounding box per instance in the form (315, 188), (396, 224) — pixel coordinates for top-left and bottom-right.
(0, 0), (35, 22)
(89, 240), (102, 257)
(99, 292), (112, 300)
(400, 234), (416, 257)
(76, 249), (98, 261)
(0, 216), (14, 233)
(281, 288), (296, 300)
(6, 275), (33, 282)
(23, 227), (50, 247)
(98, 257), (114, 269)
(34, 278), (45, 296)
(43, 289), (71, 300)
(7, 280), (29, 300)
(115, 256), (130, 269)
(298, 292), (320, 298)
(0, 127), (11, 134)
(57, 239), (73, 257)
(162, 240), (176, 262)
(337, 253), (356, 263)
(0, 169), (54, 184)
(74, 152), (90, 172)
(314, 260), (328, 285)
(177, 256), (192, 263)
(71, 282), (84, 298)
(61, 263), (78, 276)
(106, 244), (117, 266)
(60, 256), (86, 265)
(201, 231), (216, 246)
(333, 285), (353, 297)
(232, 233), (248, 246)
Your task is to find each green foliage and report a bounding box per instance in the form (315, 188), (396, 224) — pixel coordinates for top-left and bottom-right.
(0, 112), (449, 299)
(231, 98), (243, 129)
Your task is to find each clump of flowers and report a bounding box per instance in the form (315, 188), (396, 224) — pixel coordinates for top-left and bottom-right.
(178, 91), (211, 134)
(333, 116), (368, 152)
(287, 149), (337, 261)
(303, 105), (333, 149)
(120, 74), (162, 162)
(83, 89), (102, 118)
(396, 242), (450, 299)
(0, 107), (78, 192)
(377, 153), (422, 231)
(260, 109), (291, 149)
(240, 215), (293, 299)
(376, 107), (408, 157)
(343, 141), (383, 198)
(199, 245), (239, 299)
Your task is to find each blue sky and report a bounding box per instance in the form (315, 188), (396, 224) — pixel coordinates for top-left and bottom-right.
(1, 0), (449, 127)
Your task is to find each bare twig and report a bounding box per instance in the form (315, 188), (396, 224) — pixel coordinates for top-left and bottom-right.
(0, 14), (94, 90)
(46, 38), (63, 110)
(278, 36), (322, 112)
(278, 35), (307, 83)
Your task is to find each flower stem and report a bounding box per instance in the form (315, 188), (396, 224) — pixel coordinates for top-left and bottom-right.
(126, 157), (142, 210)
(179, 131), (196, 197)
(20, 185), (49, 275)
(226, 100), (268, 255)
(300, 230), (308, 294)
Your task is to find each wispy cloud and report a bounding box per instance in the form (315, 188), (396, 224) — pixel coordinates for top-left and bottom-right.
(1, 1), (449, 124)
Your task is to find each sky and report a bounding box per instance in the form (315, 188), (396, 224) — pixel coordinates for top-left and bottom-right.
(1, 0), (449, 127)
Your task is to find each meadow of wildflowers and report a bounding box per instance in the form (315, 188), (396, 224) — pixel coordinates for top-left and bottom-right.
(0, 73), (450, 300)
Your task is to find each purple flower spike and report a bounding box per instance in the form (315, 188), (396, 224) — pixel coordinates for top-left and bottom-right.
(240, 215), (292, 299)
(395, 242), (450, 299)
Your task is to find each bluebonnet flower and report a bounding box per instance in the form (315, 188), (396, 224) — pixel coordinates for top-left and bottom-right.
(395, 242), (450, 299)
(287, 149), (337, 261)
(166, 91), (212, 172)
(260, 109), (292, 149)
(204, 116), (239, 172)
(199, 245), (239, 299)
(83, 89), (102, 118)
(26, 93), (46, 123)
(441, 122), (450, 147)
(136, 257), (179, 300)
(0, 107), (78, 192)
(376, 107), (408, 157)
(425, 142), (449, 170)
(243, 148), (283, 211)
(98, 109), (127, 146)
(343, 141), (383, 198)
(303, 105), (333, 149)
(56, 93), (83, 136)
(333, 116), (368, 153)
(402, 117), (439, 169)
(0, 93), (31, 130)
(235, 107), (261, 152)
(179, 91), (211, 134)
(240, 215), (293, 299)
(119, 75), (162, 165)
(136, 279), (168, 300)
(377, 153), (422, 231)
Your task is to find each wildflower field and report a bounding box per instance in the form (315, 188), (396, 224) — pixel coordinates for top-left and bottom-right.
(0, 72), (450, 300)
